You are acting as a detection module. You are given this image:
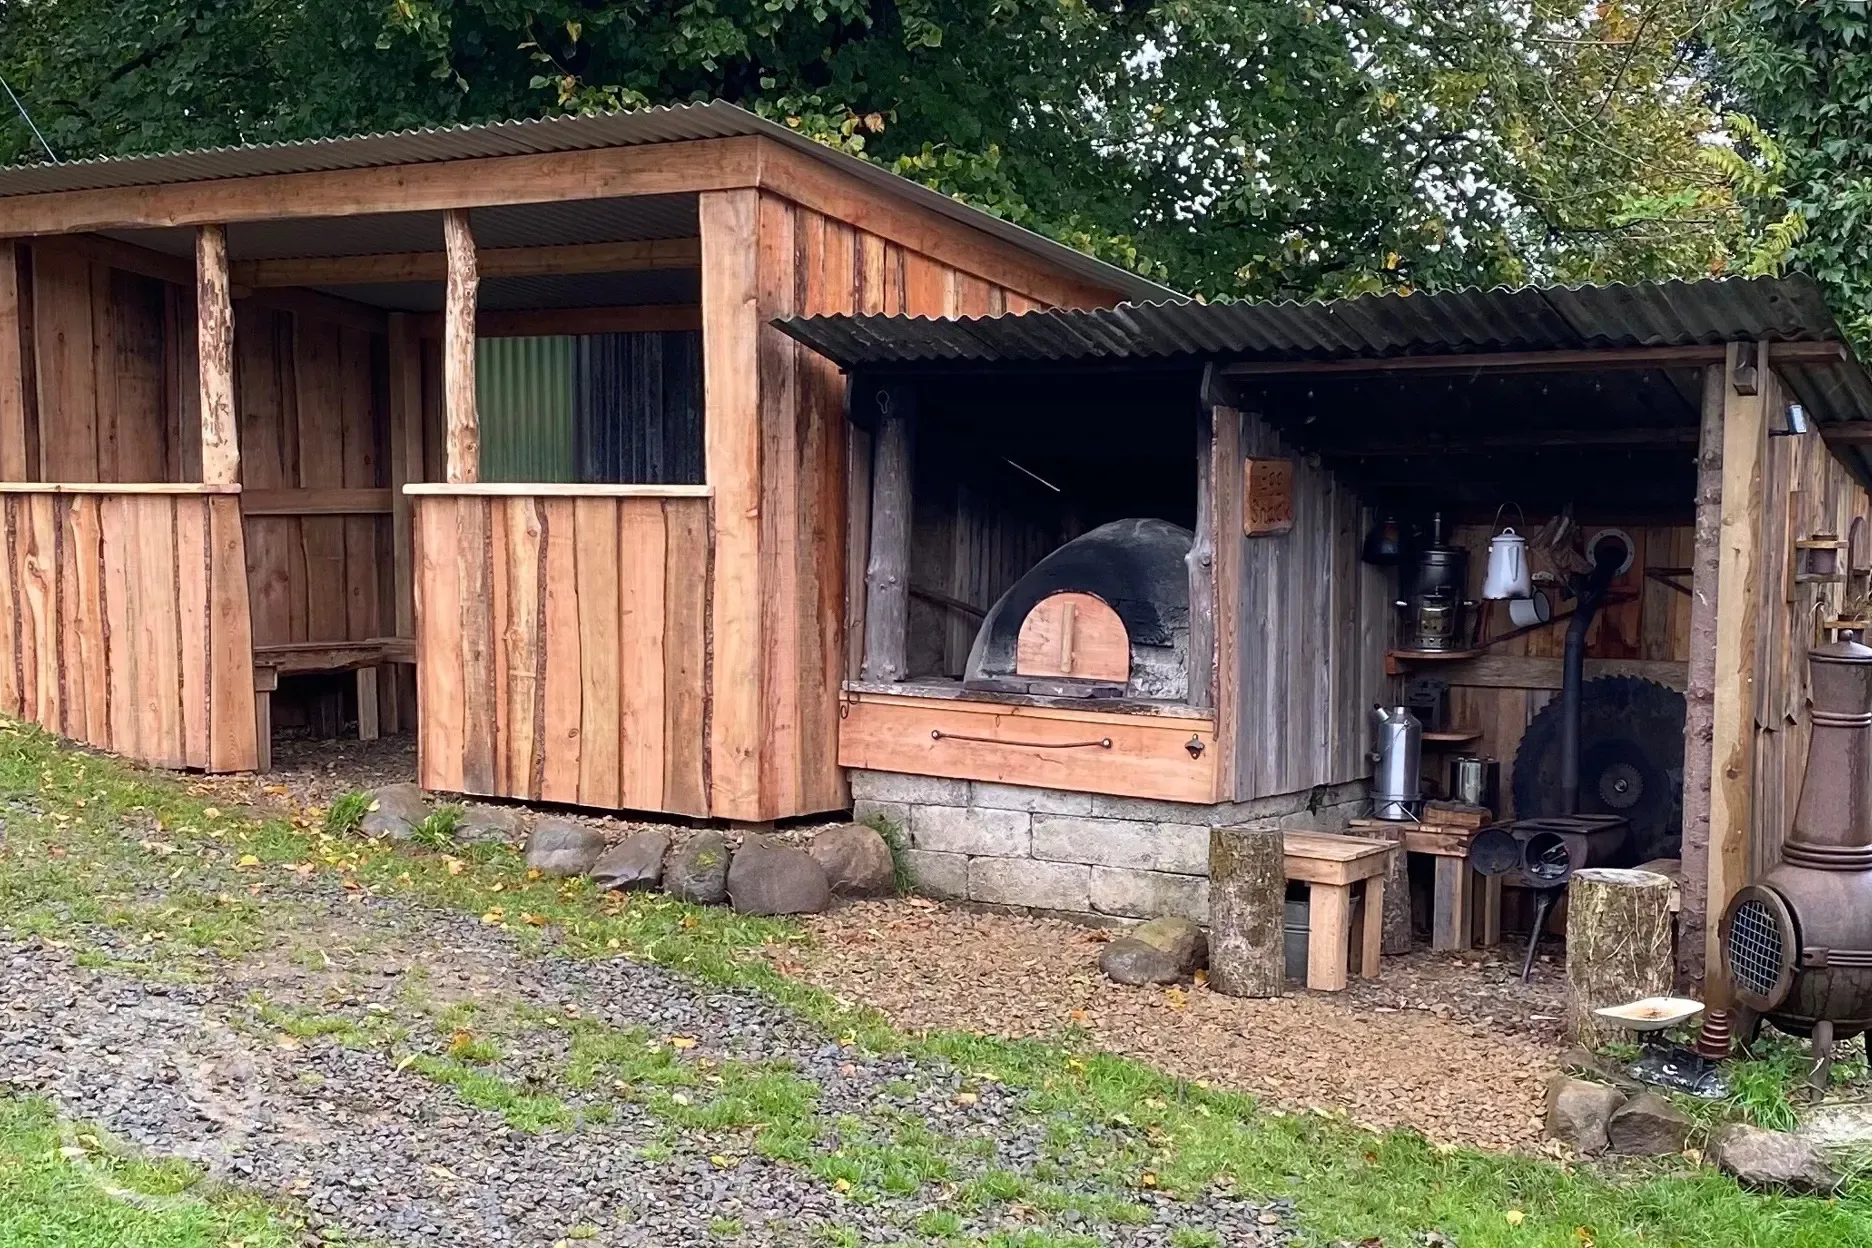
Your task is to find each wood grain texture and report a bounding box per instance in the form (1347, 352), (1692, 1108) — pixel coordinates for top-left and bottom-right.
(0, 241), (28, 481)
(442, 208), (480, 484)
(837, 691), (1217, 803)
(1014, 592), (1129, 682)
(195, 226), (239, 485)
(413, 493), (711, 814)
(0, 490), (253, 770)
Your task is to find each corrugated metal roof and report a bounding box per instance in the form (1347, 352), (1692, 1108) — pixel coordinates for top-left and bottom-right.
(0, 101), (1174, 303)
(774, 274), (1847, 365)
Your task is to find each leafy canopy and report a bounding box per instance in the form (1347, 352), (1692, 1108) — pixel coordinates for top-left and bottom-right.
(0, 1), (1741, 300)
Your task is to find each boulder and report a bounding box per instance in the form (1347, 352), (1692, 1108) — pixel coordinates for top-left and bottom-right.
(1607, 1092), (1691, 1156)
(1544, 1074), (1626, 1155)
(808, 823), (897, 896)
(455, 805), (530, 845)
(590, 831), (669, 892)
(524, 818), (607, 878)
(1708, 1123), (1841, 1194)
(1100, 937), (1183, 985)
(359, 783), (429, 840)
(727, 840), (831, 915)
(1132, 916), (1207, 969)
(665, 832), (732, 905)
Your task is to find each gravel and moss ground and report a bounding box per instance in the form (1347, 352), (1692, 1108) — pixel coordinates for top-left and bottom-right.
(2, 721), (1870, 1246)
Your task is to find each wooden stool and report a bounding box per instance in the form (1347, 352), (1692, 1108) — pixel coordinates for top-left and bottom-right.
(1282, 832), (1394, 991)
(1350, 818), (1504, 952)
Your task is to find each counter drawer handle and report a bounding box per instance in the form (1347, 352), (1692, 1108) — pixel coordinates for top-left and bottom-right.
(931, 729), (1112, 750)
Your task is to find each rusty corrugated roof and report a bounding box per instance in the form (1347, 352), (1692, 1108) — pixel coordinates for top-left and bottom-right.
(0, 102), (1177, 303)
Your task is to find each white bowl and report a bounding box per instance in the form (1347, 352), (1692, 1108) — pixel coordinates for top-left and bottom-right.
(1593, 996), (1705, 1032)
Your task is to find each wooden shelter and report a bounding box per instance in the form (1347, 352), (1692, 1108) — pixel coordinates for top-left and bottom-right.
(0, 103), (1165, 822)
(778, 279), (1872, 1000)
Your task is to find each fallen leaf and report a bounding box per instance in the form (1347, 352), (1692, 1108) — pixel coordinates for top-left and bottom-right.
(833, 1177), (852, 1193)
(1138, 1171), (1158, 1188)
(445, 858), (465, 876)
(1506, 1209), (1525, 1226)
(669, 1036), (698, 1050)
(236, 854), (261, 868)
(481, 908), (505, 925)
(709, 1154), (731, 1168)
(1068, 1008), (1089, 1024)
(953, 1091), (978, 1105)
(669, 1092), (690, 1106)
(203, 807), (221, 819)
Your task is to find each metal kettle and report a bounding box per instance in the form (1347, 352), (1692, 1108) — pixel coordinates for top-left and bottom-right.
(1369, 705), (1423, 821)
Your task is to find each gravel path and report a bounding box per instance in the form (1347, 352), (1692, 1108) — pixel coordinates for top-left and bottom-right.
(789, 902), (1566, 1153)
(1, 882), (1294, 1247)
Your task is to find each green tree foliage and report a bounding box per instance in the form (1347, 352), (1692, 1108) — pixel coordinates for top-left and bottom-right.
(1712, 0), (1872, 345)
(0, 1), (1738, 300)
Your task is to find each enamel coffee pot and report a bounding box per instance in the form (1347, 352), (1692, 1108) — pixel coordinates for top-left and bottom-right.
(1484, 527), (1531, 600)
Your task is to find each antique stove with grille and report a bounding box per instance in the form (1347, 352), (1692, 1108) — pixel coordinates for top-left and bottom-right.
(1722, 631), (1872, 1084)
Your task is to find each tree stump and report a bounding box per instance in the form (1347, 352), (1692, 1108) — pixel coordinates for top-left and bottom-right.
(1565, 867), (1675, 1049)
(1208, 824), (1285, 998)
(1365, 823), (1415, 955)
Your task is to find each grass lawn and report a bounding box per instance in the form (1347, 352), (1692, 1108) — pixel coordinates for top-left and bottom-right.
(1, 719), (1870, 1247)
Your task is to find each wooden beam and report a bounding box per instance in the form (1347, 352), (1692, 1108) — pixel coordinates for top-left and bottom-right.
(441, 209), (478, 484)
(1433, 653), (1688, 693)
(1819, 423), (1872, 444)
(1705, 342), (1769, 1006)
(30, 232), (194, 286)
(0, 136), (764, 235)
(1324, 427), (1701, 455)
(195, 224), (239, 485)
(861, 385), (915, 682)
(239, 487), (392, 515)
(701, 188), (763, 819)
(232, 237), (702, 288)
(413, 304), (702, 340)
(387, 313), (422, 651)
(1677, 362), (1724, 990)
(0, 240), (26, 480)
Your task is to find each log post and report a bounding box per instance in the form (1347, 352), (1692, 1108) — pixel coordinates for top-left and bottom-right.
(441, 208), (479, 483)
(1704, 342), (1769, 1007)
(1208, 824), (1285, 997)
(195, 224), (239, 485)
(1565, 867), (1676, 1050)
(1677, 362), (1724, 989)
(0, 239), (28, 481)
(1186, 404), (1216, 708)
(861, 384), (914, 682)
(1366, 823), (1415, 955)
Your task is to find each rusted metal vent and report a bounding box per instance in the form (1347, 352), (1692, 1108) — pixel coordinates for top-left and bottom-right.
(1723, 888), (1796, 1011)
(965, 518), (1192, 700)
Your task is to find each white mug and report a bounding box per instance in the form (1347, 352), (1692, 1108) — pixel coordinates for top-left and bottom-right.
(1509, 591), (1552, 628)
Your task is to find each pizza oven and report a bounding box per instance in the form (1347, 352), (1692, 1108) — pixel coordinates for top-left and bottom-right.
(963, 518), (1192, 701)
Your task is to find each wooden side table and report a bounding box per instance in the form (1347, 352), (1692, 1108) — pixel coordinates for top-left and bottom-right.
(1282, 832), (1395, 991)
(1349, 818), (1504, 952)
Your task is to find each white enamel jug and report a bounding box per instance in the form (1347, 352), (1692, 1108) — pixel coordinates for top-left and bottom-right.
(1484, 527), (1531, 600)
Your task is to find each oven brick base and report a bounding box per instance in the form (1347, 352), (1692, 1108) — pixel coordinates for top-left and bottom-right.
(851, 770), (1368, 925)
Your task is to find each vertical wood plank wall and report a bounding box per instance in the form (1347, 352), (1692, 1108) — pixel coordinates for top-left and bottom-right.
(1442, 519), (1694, 817)
(413, 493), (710, 815)
(0, 490), (256, 770)
(705, 188), (1095, 822)
(1231, 409), (1390, 799)
(236, 306), (391, 650)
(1747, 389), (1872, 879)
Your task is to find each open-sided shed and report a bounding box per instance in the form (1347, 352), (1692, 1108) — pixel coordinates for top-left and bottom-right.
(0, 102), (1165, 823)
(778, 276), (1872, 1001)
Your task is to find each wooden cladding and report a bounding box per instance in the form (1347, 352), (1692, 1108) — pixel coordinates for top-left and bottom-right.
(838, 691), (1218, 804)
(0, 490), (256, 770)
(414, 492), (710, 815)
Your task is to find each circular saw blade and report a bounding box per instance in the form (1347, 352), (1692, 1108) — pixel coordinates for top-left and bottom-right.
(1510, 675), (1685, 862)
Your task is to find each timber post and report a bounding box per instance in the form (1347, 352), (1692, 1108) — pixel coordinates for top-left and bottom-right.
(442, 208), (480, 483)
(1677, 362), (1724, 989)
(861, 383), (915, 682)
(195, 224), (239, 485)
(1704, 341), (1769, 1006)
(1207, 824), (1286, 997)
(1186, 403), (1216, 708)
(0, 239), (26, 481)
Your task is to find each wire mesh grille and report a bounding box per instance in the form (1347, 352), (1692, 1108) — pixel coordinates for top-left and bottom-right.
(1728, 898), (1787, 1000)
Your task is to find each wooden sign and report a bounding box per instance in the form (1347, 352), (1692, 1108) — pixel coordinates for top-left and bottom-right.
(1244, 457), (1294, 536)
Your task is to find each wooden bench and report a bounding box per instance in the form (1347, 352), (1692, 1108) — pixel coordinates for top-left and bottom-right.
(1283, 832), (1394, 991)
(251, 636), (416, 770)
(1349, 817), (1504, 952)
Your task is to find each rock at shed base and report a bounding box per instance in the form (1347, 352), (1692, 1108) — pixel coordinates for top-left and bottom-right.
(590, 831), (670, 891)
(809, 823), (897, 896)
(456, 805), (531, 845)
(359, 783), (429, 839)
(1607, 1092), (1691, 1156)
(1708, 1123), (1841, 1194)
(1100, 917), (1207, 986)
(665, 831), (732, 905)
(524, 818), (607, 878)
(1101, 938), (1183, 985)
(727, 841), (831, 915)
(1545, 1074), (1626, 1155)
